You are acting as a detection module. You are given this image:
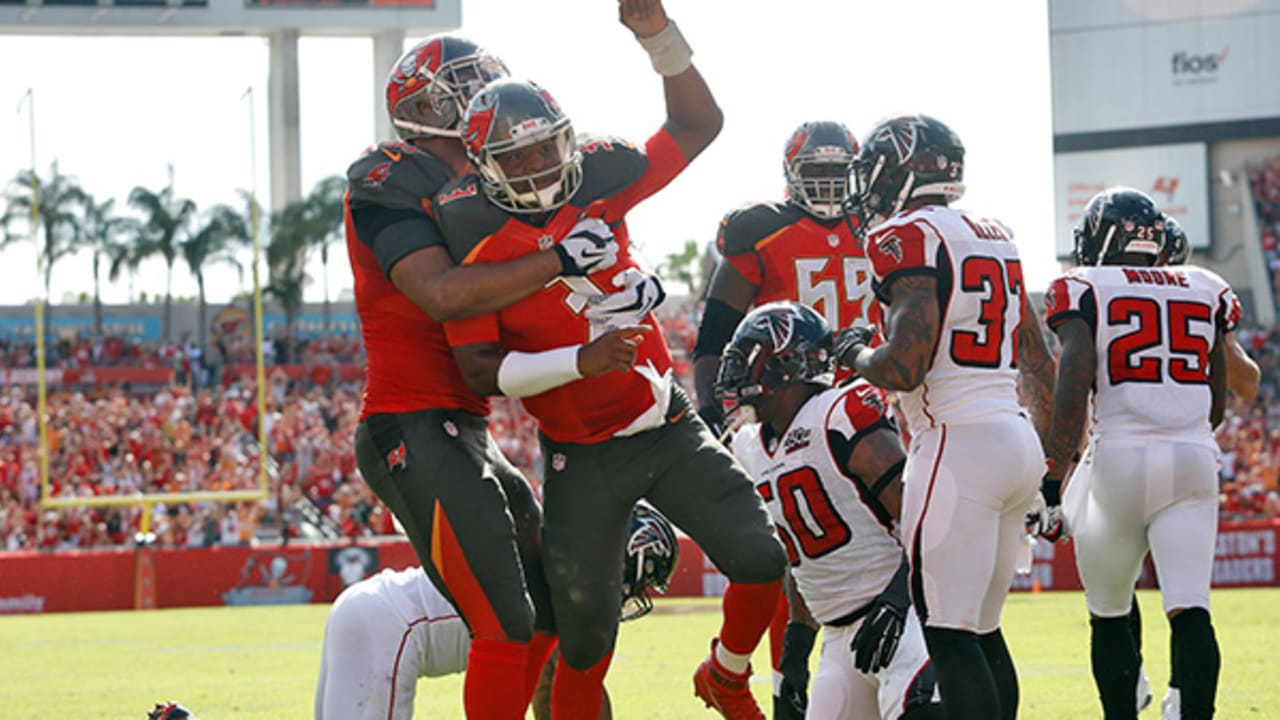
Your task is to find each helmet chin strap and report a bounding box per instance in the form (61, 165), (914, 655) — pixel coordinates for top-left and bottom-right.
(1096, 226), (1117, 266)
(392, 117), (462, 139)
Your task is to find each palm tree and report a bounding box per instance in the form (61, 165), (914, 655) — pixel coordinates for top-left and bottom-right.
(75, 195), (136, 338)
(299, 176), (346, 335)
(106, 236), (144, 303)
(129, 166), (197, 340)
(657, 239), (703, 296)
(183, 204), (250, 350)
(265, 201), (310, 336)
(0, 161), (86, 347)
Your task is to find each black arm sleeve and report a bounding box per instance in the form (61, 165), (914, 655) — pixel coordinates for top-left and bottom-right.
(694, 297), (746, 361)
(350, 202), (447, 278)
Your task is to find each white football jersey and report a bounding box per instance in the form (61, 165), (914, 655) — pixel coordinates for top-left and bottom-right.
(1044, 264), (1241, 452)
(864, 206), (1027, 434)
(353, 567), (470, 678)
(732, 380), (903, 624)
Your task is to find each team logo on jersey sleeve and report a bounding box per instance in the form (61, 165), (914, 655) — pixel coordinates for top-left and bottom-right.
(362, 162), (392, 189)
(877, 235), (904, 263)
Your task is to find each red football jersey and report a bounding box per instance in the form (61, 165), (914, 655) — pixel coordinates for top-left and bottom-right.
(441, 130), (687, 442)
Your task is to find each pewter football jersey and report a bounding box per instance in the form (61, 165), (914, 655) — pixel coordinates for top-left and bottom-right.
(1044, 265), (1241, 452)
(863, 206), (1027, 434)
(732, 381), (903, 623)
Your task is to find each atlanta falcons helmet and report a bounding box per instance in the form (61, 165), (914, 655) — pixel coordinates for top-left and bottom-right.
(846, 114), (965, 230)
(1160, 213), (1190, 265)
(621, 503), (678, 621)
(462, 78), (583, 214)
(715, 302), (834, 406)
(783, 121), (859, 220)
(1073, 187), (1165, 267)
(148, 702), (197, 720)
(385, 34), (509, 140)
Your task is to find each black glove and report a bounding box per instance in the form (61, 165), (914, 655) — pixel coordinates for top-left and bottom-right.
(554, 217), (619, 276)
(697, 403), (726, 441)
(851, 562), (910, 673)
(775, 622), (816, 720)
(833, 325), (876, 370)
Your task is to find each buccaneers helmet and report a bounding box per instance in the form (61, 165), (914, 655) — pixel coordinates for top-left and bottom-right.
(148, 702), (197, 720)
(1160, 213), (1190, 265)
(1073, 187), (1165, 267)
(386, 34), (509, 140)
(715, 302), (834, 406)
(783, 121), (858, 220)
(846, 114), (965, 230)
(621, 503), (678, 621)
(462, 78), (583, 214)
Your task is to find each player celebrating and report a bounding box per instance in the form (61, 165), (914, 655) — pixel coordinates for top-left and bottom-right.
(436, 2), (787, 718)
(716, 302), (943, 720)
(345, 34), (625, 720)
(693, 120), (869, 719)
(836, 114), (1056, 720)
(314, 504), (677, 720)
(1040, 189), (1237, 720)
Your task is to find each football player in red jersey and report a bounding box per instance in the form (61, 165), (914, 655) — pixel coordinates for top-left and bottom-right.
(692, 120), (869, 719)
(437, 2), (787, 718)
(836, 115), (1056, 720)
(345, 34), (626, 720)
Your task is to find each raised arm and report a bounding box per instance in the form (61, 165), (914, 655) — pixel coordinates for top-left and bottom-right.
(620, 0), (723, 161)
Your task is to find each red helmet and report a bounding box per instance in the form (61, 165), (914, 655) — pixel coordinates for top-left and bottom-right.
(385, 34), (509, 140)
(783, 121), (858, 219)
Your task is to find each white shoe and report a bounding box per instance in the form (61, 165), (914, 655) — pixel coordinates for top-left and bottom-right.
(1161, 688), (1181, 720)
(1136, 667), (1153, 713)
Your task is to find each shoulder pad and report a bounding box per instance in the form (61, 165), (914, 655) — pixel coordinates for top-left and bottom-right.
(433, 175), (509, 264)
(347, 141), (455, 214)
(715, 201), (798, 256)
(568, 135), (648, 206)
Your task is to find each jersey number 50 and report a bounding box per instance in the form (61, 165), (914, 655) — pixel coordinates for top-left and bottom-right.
(756, 468), (851, 566)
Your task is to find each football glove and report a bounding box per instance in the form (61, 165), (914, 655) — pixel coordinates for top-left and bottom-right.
(554, 217), (620, 276)
(775, 622), (816, 720)
(584, 269), (666, 330)
(833, 325), (876, 370)
(851, 562), (910, 673)
(1025, 485), (1068, 543)
(148, 702), (197, 720)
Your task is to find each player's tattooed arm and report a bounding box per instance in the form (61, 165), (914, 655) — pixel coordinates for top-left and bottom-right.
(853, 275), (939, 392)
(1044, 318), (1094, 482)
(1209, 328), (1229, 428)
(1016, 299), (1057, 446)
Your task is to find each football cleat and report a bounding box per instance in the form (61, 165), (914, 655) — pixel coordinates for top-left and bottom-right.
(1161, 687), (1181, 720)
(693, 639), (766, 720)
(1137, 667), (1153, 713)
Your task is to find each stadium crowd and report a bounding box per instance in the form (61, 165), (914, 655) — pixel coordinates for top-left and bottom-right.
(0, 306), (1277, 552)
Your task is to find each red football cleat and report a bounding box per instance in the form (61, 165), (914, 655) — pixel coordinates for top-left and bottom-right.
(692, 640), (765, 720)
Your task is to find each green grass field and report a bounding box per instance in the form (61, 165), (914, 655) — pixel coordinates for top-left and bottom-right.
(0, 589), (1275, 719)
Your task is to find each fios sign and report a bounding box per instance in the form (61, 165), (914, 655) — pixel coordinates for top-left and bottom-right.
(1171, 47), (1228, 85)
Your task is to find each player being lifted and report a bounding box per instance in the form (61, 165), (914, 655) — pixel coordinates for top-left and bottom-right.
(835, 115), (1056, 720)
(692, 120), (869, 719)
(717, 301), (944, 720)
(435, 1), (787, 717)
(344, 33), (625, 720)
(1039, 188), (1238, 720)
(315, 504), (678, 720)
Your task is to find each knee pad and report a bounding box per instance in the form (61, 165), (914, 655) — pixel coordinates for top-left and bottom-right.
(723, 531), (787, 584)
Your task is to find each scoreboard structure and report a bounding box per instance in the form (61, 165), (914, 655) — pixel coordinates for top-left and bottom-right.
(1048, 0), (1280, 323)
(0, 0), (461, 209)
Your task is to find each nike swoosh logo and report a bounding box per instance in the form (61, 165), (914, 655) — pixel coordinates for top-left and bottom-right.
(381, 148), (402, 162)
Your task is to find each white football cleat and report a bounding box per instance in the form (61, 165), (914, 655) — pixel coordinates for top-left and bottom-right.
(1137, 667), (1153, 713)
(1161, 687), (1181, 720)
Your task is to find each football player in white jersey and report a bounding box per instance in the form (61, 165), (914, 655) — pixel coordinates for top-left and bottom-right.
(835, 115), (1056, 720)
(717, 302), (943, 720)
(314, 504), (678, 720)
(1044, 203), (1254, 717)
(1039, 188), (1236, 720)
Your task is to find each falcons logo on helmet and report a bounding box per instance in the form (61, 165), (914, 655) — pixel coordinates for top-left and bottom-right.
(627, 515), (671, 559)
(875, 116), (928, 163)
(763, 310), (796, 351)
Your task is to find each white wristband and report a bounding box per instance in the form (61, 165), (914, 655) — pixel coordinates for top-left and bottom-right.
(496, 346), (584, 398)
(636, 20), (693, 77)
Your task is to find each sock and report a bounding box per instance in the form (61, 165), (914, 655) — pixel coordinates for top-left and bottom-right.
(1171, 608), (1219, 720)
(1090, 615), (1140, 720)
(769, 588), (788, 673)
(1168, 628), (1180, 689)
(715, 640), (752, 675)
(923, 626), (1001, 720)
(979, 628), (1019, 720)
(551, 650), (613, 720)
(465, 638), (530, 719)
(1127, 596), (1144, 666)
(523, 632), (558, 708)
(718, 579), (782, 659)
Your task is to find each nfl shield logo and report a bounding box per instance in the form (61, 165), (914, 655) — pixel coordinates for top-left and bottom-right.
(538, 235), (554, 251)
(827, 233), (839, 247)
(442, 420), (459, 437)
(551, 453), (566, 472)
